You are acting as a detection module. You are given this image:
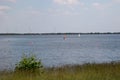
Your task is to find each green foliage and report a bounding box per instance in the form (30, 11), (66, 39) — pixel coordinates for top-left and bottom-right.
(15, 54), (43, 74)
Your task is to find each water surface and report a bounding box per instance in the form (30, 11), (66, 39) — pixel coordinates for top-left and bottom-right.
(0, 34), (120, 70)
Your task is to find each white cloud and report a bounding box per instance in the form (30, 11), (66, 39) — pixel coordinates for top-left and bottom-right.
(0, 6), (11, 23)
(0, 6), (11, 11)
(53, 0), (80, 5)
(92, 0), (120, 10)
(92, 3), (105, 10)
(53, 0), (84, 15)
(107, 0), (120, 7)
(113, 0), (120, 3)
(48, 8), (80, 16)
(0, 0), (16, 3)
(8, 0), (16, 3)
(15, 8), (43, 17)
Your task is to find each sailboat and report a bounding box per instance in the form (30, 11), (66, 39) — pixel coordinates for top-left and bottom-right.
(78, 34), (80, 37)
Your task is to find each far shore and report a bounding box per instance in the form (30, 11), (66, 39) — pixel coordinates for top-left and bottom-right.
(0, 32), (120, 35)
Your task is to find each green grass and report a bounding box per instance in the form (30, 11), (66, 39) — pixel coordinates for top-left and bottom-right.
(0, 62), (120, 80)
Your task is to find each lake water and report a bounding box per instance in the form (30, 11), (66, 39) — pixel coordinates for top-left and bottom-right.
(0, 34), (120, 70)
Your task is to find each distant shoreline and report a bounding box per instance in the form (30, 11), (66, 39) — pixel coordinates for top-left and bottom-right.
(0, 32), (120, 35)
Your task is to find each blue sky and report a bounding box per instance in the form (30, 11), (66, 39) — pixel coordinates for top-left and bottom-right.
(0, 0), (120, 33)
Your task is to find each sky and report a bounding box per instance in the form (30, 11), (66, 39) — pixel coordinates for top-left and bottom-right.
(0, 0), (120, 33)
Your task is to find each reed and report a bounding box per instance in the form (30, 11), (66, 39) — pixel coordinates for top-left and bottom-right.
(0, 62), (120, 80)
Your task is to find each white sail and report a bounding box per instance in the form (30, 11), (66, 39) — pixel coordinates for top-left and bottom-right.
(78, 34), (80, 37)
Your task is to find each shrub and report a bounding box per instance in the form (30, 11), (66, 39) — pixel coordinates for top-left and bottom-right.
(15, 54), (43, 75)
